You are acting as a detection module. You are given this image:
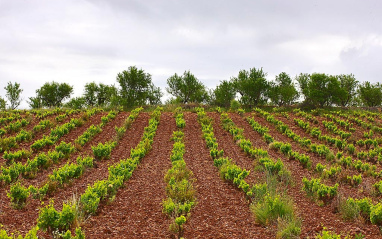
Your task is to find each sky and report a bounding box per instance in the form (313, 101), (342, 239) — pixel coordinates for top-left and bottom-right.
(0, 0), (381, 109)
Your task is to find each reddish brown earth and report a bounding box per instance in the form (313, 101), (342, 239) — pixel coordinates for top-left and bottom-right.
(0, 111), (135, 235)
(2, 111), (382, 238)
(183, 112), (272, 238)
(238, 113), (381, 238)
(207, 112), (265, 186)
(0, 111), (99, 165)
(83, 112), (175, 239)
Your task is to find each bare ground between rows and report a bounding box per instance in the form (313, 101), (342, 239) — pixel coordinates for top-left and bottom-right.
(275, 114), (382, 189)
(0, 112), (89, 165)
(83, 112), (175, 239)
(289, 112), (382, 167)
(240, 113), (381, 238)
(0, 111), (109, 219)
(0, 111), (146, 236)
(183, 112), (272, 238)
(207, 112), (263, 186)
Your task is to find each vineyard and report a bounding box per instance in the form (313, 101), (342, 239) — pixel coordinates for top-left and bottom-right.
(1, 107), (382, 238)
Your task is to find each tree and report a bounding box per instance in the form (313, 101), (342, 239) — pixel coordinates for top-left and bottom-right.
(336, 74), (358, 107)
(65, 97), (86, 109)
(4, 82), (23, 110)
(34, 82), (73, 108)
(297, 73), (340, 107)
(231, 67), (270, 106)
(269, 72), (299, 106)
(0, 96), (6, 110)
(97, 84), (118, 106)
(84, 82), (118, 107)
(28, 96), (42, 109)
(210, 80), (236, 107)
(358, 81), (382, 107)
(84, 82), (99, 107)
(166, 71), (208, 104)
(147, 84), (163, 105)
(116, 66), (161, 109)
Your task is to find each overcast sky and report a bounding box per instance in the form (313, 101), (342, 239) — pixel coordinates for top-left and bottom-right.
(1, 0), (381, 108)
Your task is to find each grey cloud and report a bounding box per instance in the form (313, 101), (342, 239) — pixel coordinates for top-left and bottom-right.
(1, 0), (382, 108)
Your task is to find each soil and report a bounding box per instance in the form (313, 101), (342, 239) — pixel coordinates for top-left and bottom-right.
(2, 111), (382, 238)
(83, 112), (175, 239)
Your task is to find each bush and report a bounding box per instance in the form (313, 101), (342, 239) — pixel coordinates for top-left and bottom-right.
(92, 141), (117, 160)
(302, 177), (338, 203)
(251, 193), (294, 226)
(339, 198), (360, 221)
(7, 182), (30, 209)
(370, 203), (382, 225)
(230, 99), (241, 111)
(37, 200), (76, 233)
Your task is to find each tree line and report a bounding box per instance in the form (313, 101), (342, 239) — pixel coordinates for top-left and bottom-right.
(1, 66), (382, 110)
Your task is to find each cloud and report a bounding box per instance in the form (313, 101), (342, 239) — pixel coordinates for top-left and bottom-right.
(0, 0), (382, 108)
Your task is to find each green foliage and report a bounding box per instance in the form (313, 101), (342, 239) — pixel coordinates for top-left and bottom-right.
(346, 174), (362, 187)
(75, 125), (102, 146)
(117, 66), (162, 109)
(37, 200), (76, 233)
(337, 74), (359, 107)
(7, 182), (30, 209)
(0, 96), (6, 110)
(370, 203), (382, 225)
(92, 141), (117, 160)
(4, 81), (23, 110)
(166, 70), (208, 103)
(358, 81), (382, 107)
(269, 72), (299, 106)
(232, 67), (270, 106)
(297, 73), (342, 107)
(32, 81), (73, 108)
(339, 198), (360, 221)
(230, 99), (241, 111)
(302, 177), (338, 203)
(64, 97), (86, 109)
(276, 216), (302, 239)
(210, 80), (236, 107)
(251, 193), (294, 226)
(55, 141), (75, 157)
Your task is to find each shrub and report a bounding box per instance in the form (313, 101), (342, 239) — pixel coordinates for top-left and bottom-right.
(251, 193), (294, 226)
(370, 203), (382, 226)
(276, 217), (301, 239)
(302, 177), (338, 203)
(92, 141), (117, 160)
(55, 141), (75, 157)
(339, 197), (360, 221)
(7, 182), (30, 209)
(230, 99), (241, 111)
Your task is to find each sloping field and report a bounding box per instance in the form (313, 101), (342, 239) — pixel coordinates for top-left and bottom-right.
(1, 107), (382, 238)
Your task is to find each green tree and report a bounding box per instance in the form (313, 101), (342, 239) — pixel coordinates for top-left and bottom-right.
(166, 71), (208, 103)
(211, 80), (236, 107)
(232, 67), (270, 106)
(84, 82), (99, 107)
(34, 81), (73, 108)
(147, 84), (163, 105)
(84, 82), (118, 107)
(269, 72), (299, 106)
(0, 96), (6, 110)
(297, 73), (340, 107)
(336, 74), (358, 107)
(358, 81), (382, 107)
(28, 96), (42, 109)
(116, 66), (161, 109)
(4, 82), (23, 110)
(97, 84), (118, 106)
(65, 97), (86, 109)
